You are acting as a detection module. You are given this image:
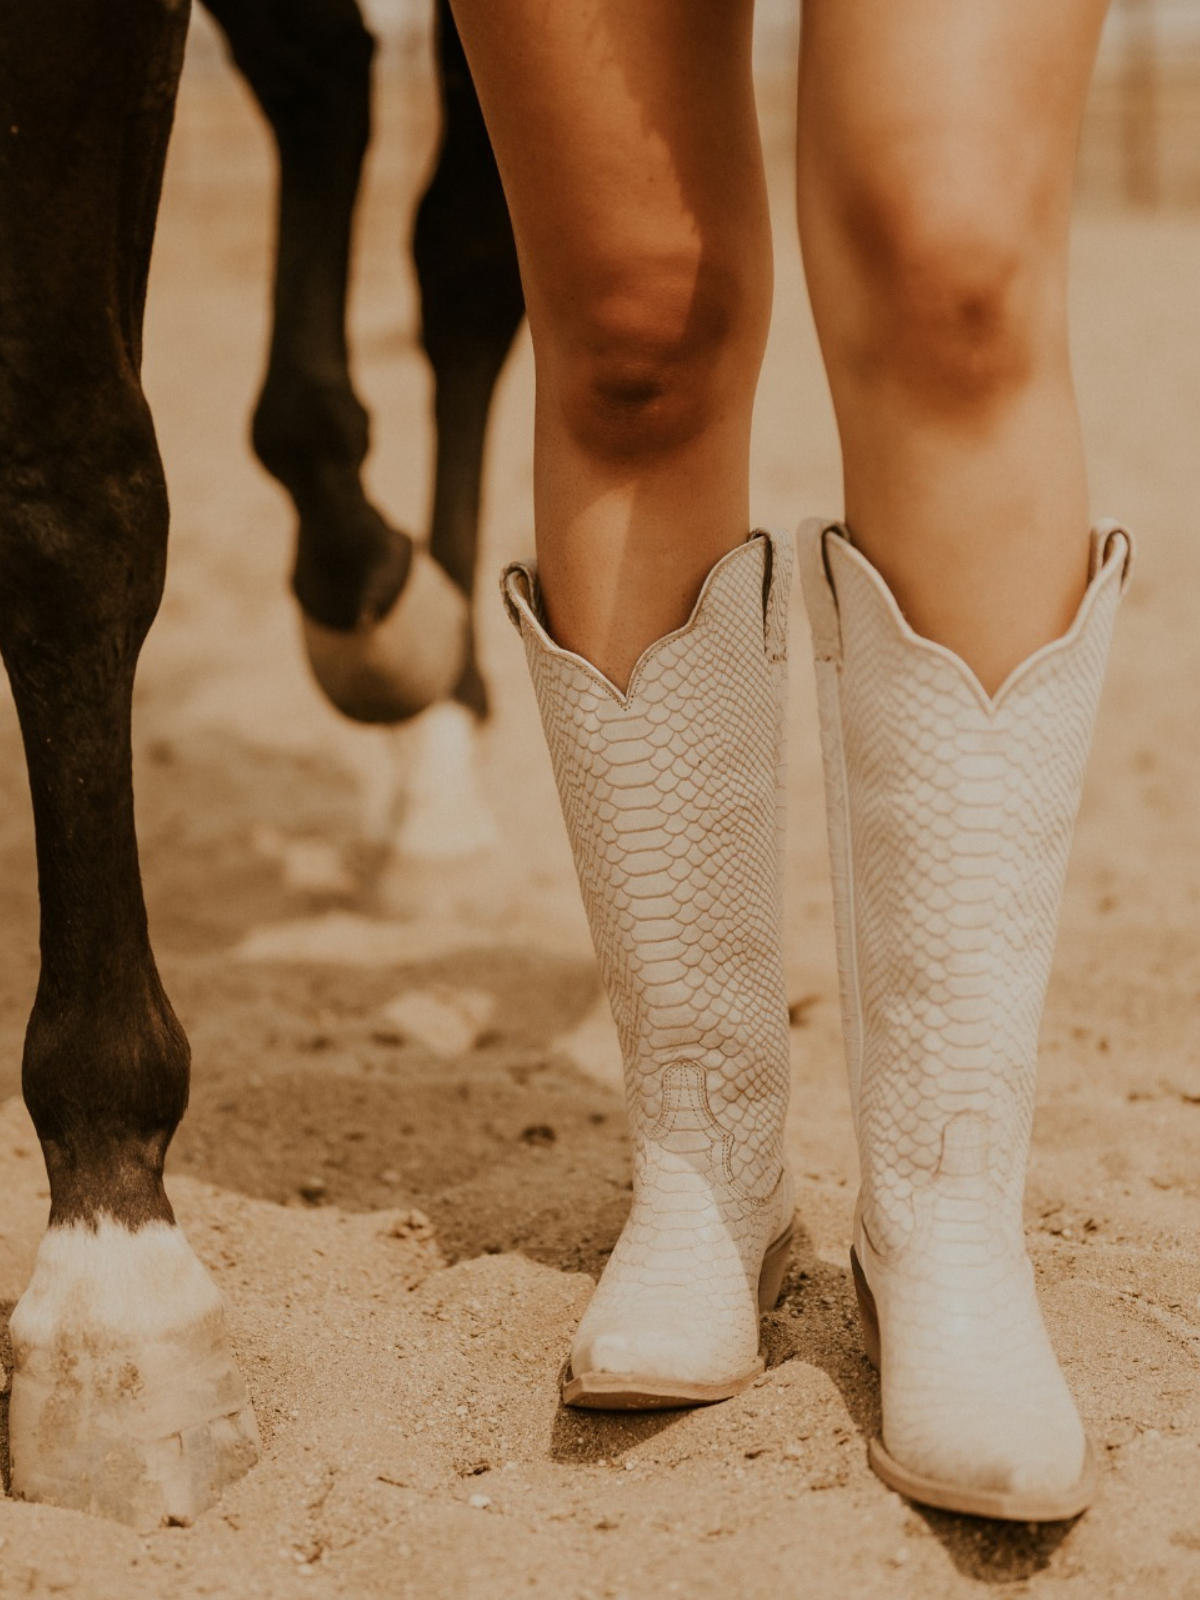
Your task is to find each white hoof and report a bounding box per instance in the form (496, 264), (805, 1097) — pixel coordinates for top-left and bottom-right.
(9, 1221), (260, 1530)
(303, 546), (469, 725)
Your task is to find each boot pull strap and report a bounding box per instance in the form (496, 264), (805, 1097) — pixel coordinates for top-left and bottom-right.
(758, 528), (793, 664)
(1089, 520), (1135, 594)
(796, 518), (844, 663)
(500, 560), (538, 632)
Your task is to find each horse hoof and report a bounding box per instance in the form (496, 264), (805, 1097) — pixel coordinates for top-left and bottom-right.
(302, 546), (470, 724)
(8, 1220), (261, 1530)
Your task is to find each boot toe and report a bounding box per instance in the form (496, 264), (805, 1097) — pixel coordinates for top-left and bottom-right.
(886, 1392), (1089, 1501)
(570, 1320), (751, 1389)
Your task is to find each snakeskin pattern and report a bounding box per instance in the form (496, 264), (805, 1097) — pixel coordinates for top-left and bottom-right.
(800, 517), (1131, 1494)
(503, 531), (795, 1384)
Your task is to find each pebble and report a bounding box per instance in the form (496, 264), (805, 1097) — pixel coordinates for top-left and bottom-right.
(469, 1494), (492, 1510)
(379, 987), (495, 1058)
(298, 1177), (327, 1205)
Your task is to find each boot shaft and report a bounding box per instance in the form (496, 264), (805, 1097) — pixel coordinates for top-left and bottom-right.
(502, 530), (793, 1199)
(799, 520), (1132, 1248)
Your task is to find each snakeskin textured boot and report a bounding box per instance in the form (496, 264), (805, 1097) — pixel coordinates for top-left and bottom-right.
(798, 517), (1132, 1519)
(502, 529), (796, 1407)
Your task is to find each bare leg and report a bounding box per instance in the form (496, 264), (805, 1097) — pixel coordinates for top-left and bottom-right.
(795, 0), (1123, 1519)
(450, 0), (770, 690)
(0, 0), (258, 1524)
(456, 0), (795, 1408)
(798, 0), (1108, 692)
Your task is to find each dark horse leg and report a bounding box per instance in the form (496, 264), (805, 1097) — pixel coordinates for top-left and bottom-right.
(415, 0), (525, 722)
(386, 0), (527, 870)
(202, 0), (484, 724)
(0, 0), (259, 1525)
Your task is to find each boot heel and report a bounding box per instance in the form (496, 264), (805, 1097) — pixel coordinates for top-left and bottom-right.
(850, 1246), (881, 1370)
(756, 1223), (794, 1312)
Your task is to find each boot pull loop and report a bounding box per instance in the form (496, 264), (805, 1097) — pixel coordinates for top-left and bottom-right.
(1089, 520), (1135, 595)
(500, 560), (538, 632)
(796, 518), (845, 663)
(759, 528), (794, 664)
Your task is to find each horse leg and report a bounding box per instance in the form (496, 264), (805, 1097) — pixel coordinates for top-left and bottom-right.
(202, 0), (469, 723)
(416, 0), (524, 721)
(0, 0), (259, 1526)
(391, 0), (525, 869)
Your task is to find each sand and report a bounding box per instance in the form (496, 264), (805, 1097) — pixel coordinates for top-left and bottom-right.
(3, 36), (1200, 1600)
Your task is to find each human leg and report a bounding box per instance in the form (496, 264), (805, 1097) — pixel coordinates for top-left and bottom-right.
(798, 0), (1108, 694)
(795, 0), (1127, 1518)
(451, 0), (794, 1400)
(450, 0), (772, 691)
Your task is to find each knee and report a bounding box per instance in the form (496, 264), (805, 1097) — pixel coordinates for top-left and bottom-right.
(840, 165), (1051, 411)
(544, 251), (768, 465)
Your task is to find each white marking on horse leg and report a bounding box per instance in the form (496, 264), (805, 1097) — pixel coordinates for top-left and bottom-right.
(9, 1220), (260, 1528)
(392, 701), (500, 862)
(353, 726), (406, 846)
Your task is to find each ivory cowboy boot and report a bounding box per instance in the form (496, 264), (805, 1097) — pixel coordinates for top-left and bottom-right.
(798, 518), (1132, 1520)
(502, 529), (796, 1407)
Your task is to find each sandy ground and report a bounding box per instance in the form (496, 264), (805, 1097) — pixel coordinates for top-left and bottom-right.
(4, 37), (1200, 1600)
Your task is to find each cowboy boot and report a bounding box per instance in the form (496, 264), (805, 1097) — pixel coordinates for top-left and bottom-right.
(502, 529), (796, 1406)
(798, 517), (1132, 1519)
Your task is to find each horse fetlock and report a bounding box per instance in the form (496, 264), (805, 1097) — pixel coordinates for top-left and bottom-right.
(9, 1220), (260, 1529)
(24, 978), (191, 1229)
(252, 374), (370, 487)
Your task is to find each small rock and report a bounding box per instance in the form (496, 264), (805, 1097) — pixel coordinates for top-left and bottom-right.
(782, 1442), (806, 1461)
(298, 1177), (327, 1205)
(468, 1493), (492, 1510)
(788, 994), (819, 1027)
(379, 987), (495, 1058)
(520, 1124), (556, 1146)
(385, 1208), (434, 1241)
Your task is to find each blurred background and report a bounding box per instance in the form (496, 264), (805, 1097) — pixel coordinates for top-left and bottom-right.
(182, 0), (1200, 208)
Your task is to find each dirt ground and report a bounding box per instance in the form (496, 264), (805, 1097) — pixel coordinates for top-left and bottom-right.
(4, 33), (1200, 1600)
